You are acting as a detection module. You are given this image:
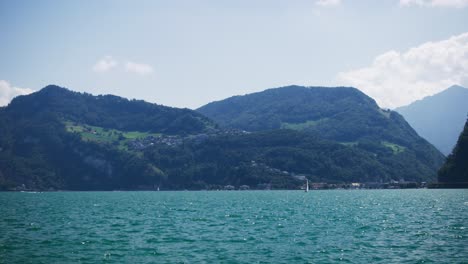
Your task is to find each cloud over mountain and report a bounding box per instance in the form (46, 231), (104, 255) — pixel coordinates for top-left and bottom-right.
(92, 56), (154, 76)
(0, 80), (34, 106)
(400, 0), (468, 8)
(337, 32), (468, 108)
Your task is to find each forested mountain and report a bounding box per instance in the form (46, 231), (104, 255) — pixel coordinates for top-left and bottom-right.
(7, 85), (215, 134)
(438, 119), (468, 183)
(0, 85), (445, 191)
(396, 85), (468, 155)
(0, 86), (215, 190)
(199, 86), (422, 144)
(144, 129), (443, 189)
(197, 85), (444, 169)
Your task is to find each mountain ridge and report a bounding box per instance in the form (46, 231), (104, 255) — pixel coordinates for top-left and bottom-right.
(7, 85), (216, 134)
(0, 85), (217, 190)
(0, 85), (445, 190)
(198, 85), (432, 145)
(197, 85), (444, 181)
(395, 85), (468, 155)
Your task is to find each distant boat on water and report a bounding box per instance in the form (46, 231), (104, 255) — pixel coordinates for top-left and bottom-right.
(305, 179), (309, 192)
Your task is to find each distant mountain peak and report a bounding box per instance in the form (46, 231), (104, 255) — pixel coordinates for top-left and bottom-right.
(38, 84), (70, 93)
(447, 84), (466, 90)
(42, 84), (65, 90)
(395, 85), (468, 155)
(437, 85), (468, 96)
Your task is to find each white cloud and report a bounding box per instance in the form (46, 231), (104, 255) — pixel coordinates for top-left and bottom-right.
(92, 56), (118, 73)
(315, 0), (341, 7)
(0, 80), (35, 106)
(92, 57), (154, 76)
(400, 0), (468, 8)
(337, 32), (468, 108)
(125, 62), (154, 75)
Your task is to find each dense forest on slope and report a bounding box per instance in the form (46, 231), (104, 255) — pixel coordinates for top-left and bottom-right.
(438, 119), (468, 183)
(198, 85), (444, 172)
(396, 85), (468, 155)
(143, 130), (443, 189)
(8, 85), (216, 134)
(0, 109), (165, 190)
(0, 86), (214, 190)
(199, 86), (425, 143)
(0, 85), (445, 190)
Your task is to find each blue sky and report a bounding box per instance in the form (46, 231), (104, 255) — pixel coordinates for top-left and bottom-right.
(1, 0), (468, 108)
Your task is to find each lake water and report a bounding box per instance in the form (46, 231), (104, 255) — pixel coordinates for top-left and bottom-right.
(0, 190), (466, 263)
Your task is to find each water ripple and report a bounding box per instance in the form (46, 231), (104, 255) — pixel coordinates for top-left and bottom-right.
(0, 189), (466, 263)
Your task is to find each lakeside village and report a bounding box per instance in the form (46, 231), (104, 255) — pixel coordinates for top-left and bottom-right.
(11, 178), (429, 192)
(205, 177), (427, 191)
(125, 128), (247, 150)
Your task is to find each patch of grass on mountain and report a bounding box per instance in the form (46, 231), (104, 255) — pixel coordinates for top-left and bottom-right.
(281, 118), (329, 130)
(340, 141), (358, 147)
(382, 141), (406, 154)
(64, 121), (160, 150)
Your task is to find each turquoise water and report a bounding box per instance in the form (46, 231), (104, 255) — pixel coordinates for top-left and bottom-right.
(0, 190), (466, 263)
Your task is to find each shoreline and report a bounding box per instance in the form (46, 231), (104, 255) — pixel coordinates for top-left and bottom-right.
(2, 186), (467, 192)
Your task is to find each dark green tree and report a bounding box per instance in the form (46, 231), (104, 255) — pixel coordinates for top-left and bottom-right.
(438, 118), (468, 183)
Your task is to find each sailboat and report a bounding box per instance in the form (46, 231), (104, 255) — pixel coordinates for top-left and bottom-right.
(305, 179), (309, 192)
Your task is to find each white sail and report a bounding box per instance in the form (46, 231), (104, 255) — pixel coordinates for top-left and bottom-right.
(305, 179), (309, 192)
